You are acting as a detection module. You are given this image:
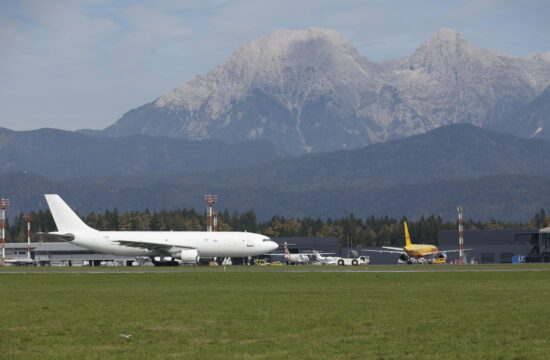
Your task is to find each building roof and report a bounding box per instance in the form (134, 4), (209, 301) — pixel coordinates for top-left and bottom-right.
(5, 242), (90, 252)
(439, 229), (539, 247)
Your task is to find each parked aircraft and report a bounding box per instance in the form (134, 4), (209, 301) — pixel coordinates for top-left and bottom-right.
(2, 257), (36, 266)
(364, 221), (470, 264)
(270, 242), (310, 264)
(311, 250), (338, 265)
(42, 194), (278, 264)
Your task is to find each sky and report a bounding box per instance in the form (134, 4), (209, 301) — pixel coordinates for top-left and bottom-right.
(1, 0), (549, 131)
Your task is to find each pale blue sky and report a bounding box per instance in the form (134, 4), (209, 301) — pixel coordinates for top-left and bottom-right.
(1, 0), (549, 131)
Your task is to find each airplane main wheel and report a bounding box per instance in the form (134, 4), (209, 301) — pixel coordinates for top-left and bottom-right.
(338, 259), (345, 266)
(352, 259), (358, 266)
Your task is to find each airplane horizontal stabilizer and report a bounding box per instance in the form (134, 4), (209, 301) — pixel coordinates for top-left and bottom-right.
(34, 232), (75, 242)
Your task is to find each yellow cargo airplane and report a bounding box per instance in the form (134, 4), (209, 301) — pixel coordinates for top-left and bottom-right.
(365, 221), (469, 264)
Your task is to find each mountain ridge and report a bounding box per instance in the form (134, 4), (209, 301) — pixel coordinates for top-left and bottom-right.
(3, 124), (550, 221)
(99, 27), (550, 154)
(0, 127), (288, 180)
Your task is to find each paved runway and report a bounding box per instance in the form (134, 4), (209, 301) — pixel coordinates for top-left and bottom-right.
(2, 265), (550, 274)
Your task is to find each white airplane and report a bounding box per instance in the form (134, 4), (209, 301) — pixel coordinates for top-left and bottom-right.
(42, 194), (278, 264)
(311, 250), (338, 265)
(270, 242), (310, 264)
(2, 257), (36, 266)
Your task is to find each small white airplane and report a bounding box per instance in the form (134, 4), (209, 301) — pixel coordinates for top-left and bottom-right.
(270, 242), (310, 264)
(311, 250), (338, 265)
(41, 194), (278, 264)
(2, 257), (36, 266)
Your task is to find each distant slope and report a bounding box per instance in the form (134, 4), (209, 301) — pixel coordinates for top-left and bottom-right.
(492, 84), (550, 140)
(169, 123), (550, 188)
(3, 124), (550, 222)
(0, 128), (287, 180)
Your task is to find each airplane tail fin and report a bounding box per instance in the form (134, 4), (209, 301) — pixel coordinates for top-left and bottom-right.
(45, 194), (94, 233)
(283, 242), (289, 255)
(404, 221), (412, 247)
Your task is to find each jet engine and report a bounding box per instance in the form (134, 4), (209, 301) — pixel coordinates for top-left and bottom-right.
(178, 249), (200, 264)
(437, 253), (447, 260)
(399, 254), (410, 262)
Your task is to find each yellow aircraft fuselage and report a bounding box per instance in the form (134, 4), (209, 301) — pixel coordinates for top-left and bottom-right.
(403, 244), (438, 258)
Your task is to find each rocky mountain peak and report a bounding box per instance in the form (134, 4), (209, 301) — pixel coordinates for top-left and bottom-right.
(407, 28), (491, 71)
(104, 27), (550, 155)
(154, 27), (375, 118)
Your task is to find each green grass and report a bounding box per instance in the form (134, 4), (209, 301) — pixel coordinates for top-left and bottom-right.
(2, 263), (550, 272)
(1, 270), (549, 359)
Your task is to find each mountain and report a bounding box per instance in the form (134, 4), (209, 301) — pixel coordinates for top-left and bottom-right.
(491, 84), (550, 139)
(3, 124), (550, 221)
(99, 28), (550, 154)
(0, 128), (287, 180)
(380, 29), (550, 128)
(166, 123), (550, 189)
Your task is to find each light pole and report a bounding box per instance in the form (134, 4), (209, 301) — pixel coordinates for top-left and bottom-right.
(0, 199), (10, 265)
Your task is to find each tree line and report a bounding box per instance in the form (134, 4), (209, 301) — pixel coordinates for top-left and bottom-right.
(4, 208), (548, 247)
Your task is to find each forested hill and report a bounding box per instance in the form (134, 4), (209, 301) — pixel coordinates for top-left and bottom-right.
(2, 171), (550, 222)
(0, 127), (287, 180)
(164, 123), (550, 188)
(1, 124), (549, 221)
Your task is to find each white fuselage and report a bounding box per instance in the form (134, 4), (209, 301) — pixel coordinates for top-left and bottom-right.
(285, 253), (310, 264)
(312, 253), (338, 265)
(60, 230), (278, 258)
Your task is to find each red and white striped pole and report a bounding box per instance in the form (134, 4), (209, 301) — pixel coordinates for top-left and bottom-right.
(456, 205), (464, 264)
(213, 210), (218, 232)
(205, 195), (217, 232)
(0, 198), (9, 266)
(25, 214), (32, 260)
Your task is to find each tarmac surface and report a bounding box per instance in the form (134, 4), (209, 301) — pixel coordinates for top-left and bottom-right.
(2, 265), (550, 274)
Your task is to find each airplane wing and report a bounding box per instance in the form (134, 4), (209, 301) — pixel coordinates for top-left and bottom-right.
(415, 249), (474, 256)
(383, 247), (405, 251)
(363, 247), (405, 255)
(34, 232), (75, 242)
(438, 248), (474, 254)
(114, 240), (196, 253)
(301, 252), (334, 256)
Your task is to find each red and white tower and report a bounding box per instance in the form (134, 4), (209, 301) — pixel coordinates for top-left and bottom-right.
(205, 195), (217, 232)
(213, 210), (219, 232)
(25, 214), (32, 260)
(0, 198), (9, 266)
(456, 205), (464, 264)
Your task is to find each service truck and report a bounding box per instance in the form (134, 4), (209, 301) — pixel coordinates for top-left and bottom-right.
(336, 255), (370, 266)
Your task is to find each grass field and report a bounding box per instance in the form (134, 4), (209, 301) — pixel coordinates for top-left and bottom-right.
(1, 268), (549, 359)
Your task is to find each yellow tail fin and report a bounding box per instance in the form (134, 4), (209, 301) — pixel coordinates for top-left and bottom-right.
(404, 221), (412, 247)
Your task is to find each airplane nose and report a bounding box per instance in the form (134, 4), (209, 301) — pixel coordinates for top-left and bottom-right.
(269, 241), (278, 252)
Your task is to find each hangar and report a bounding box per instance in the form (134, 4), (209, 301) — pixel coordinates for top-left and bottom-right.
(3, 242), (134, 266)
(439, 227), (550, 264)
